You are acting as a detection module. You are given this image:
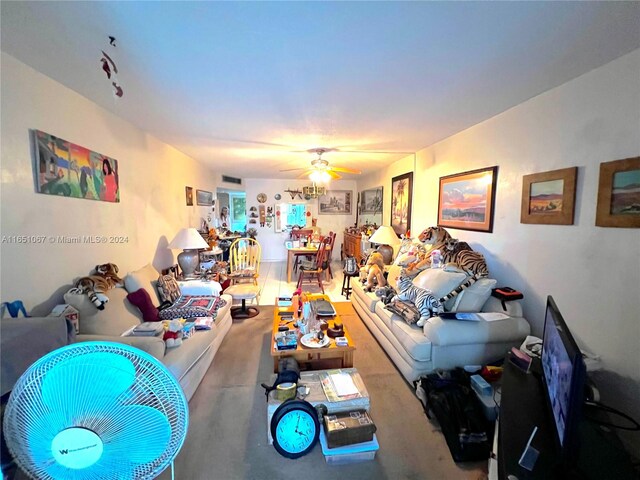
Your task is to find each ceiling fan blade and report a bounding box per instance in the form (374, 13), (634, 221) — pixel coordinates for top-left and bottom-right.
(326, 170), (342, 179)
(279, 167), (307, 172)
(328, 166), (361, 174)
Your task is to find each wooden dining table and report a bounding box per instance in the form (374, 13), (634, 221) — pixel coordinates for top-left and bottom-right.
(286, 244), (331, 283)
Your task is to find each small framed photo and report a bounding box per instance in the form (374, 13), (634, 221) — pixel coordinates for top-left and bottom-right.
(285, 241), (293, 249)
(521, 167), (577, 225)
(185, 186), (194, 206)
(438, 166), (498, 233)
(196, 189), (213, 206)
(595, 157), (640, 228)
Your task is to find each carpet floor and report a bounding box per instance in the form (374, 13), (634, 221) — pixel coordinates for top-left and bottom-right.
(159, 303), (488, 480)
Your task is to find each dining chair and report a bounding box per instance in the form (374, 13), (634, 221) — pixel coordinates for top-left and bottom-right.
(225, 238), (261, 319)
(326, 231), (337, 279)
(296, 236), (332, 294)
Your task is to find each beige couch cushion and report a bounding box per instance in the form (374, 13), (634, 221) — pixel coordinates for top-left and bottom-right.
(76, 287), (142, 336)
(375, 302), (432, 362)
(424, 315), (530, 347)
(124, 264), (161, 306)
(351, 280), (379, 312)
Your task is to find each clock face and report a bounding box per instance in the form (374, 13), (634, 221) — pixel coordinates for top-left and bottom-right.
(275, 410), (316, 453)
(271, 400), (319, 459)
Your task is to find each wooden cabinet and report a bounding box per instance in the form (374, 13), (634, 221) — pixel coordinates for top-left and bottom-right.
(342, 231), (363, 264)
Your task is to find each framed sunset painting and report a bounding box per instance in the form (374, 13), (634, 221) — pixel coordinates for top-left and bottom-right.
(521, 167), (577, 225)
(437, 166), (497, 233)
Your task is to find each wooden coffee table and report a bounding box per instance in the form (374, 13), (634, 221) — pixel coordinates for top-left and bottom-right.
(271, 295), (355, 372)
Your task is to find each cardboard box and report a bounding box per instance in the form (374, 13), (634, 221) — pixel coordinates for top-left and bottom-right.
(48, 304), (79, 333)
(324, 410), (376, 448)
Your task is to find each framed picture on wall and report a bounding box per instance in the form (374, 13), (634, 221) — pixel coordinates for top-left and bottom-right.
(391, 173), (413, 236)
(196, 189), (213, 206)
(437, 166), (498, 233)
(185, 186), (194, 206)
(520, 167), (577, 225)
(33, 129), (120, 203)
(360, 186), (383, 214)
(595, 157), (640, 228)
(318, 190), (352, 215)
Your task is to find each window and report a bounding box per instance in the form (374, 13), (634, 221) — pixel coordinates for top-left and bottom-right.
(230, 195), (246, 231)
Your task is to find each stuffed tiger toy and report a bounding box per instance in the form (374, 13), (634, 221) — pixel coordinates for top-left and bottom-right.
(392, 269), (443, 327)
(407, 226), (452, 272)
(442, 238), (489, 277)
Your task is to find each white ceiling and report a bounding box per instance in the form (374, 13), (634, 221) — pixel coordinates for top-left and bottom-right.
(2, 1), (639, 179)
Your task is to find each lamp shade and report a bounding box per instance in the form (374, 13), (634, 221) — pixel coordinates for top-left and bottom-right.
(368, 225), (401, 247)
(369, 225), (400, 265)
(168, 228), (209, 250)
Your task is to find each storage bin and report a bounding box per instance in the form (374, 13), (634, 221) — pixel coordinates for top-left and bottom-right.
(319, 429), (379, 465)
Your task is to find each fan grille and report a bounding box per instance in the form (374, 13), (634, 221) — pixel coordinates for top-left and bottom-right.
(3, 341), (188, 480)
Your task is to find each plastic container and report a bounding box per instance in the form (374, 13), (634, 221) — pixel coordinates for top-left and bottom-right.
(431, 249), (442, 268)
(319, 429), (379, 465)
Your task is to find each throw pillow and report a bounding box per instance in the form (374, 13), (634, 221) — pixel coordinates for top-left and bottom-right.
(412, 268), (468, 300)
(385, 300), (421, 325)
(451, 278), (497, 312)
(124, 264), (161, 306)
(126, 288), (161, 322)
(157, 275), (181, 304)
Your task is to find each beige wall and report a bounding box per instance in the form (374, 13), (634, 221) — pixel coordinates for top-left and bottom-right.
(359, 49), (640, 452)
(1, 53), (218, 314)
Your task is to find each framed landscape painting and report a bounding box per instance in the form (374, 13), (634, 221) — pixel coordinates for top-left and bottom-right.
(521, 167), (577, 225)
(437, 166), (497, 233)
(318, 190), (352, 215)
(595, 157), (640, 228)
(391, 173), (412, 236)
(33, 130), (120, 202)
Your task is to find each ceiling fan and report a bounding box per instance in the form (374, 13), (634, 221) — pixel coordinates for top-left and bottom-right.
(279, 148), (362, 181)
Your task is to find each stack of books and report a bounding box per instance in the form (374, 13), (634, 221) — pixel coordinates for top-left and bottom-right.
(131, 322), (164, 337)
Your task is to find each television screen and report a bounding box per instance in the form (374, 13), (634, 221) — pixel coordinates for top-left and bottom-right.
(541, 296), (586, 461)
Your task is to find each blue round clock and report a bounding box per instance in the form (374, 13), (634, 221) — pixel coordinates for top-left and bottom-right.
(270, 400), (320, 459)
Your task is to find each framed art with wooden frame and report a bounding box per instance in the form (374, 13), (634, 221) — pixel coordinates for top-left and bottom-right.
(196, 189), (213, 206)
(520, 167), (577, 225)
(437, 166), (498, 233)
(391, 173), (412, 236)
(595, 157), (640, 228)
(185, 186), (193, 206)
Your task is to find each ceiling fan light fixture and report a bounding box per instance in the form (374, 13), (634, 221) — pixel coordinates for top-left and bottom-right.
(309, 170), (331, 183)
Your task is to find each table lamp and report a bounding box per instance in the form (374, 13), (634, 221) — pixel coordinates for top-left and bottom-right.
(368, 225), (401, 265)
(168, 228), (209, 278)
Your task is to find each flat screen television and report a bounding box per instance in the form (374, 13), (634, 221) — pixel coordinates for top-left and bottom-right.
(541, 295), (587, 465)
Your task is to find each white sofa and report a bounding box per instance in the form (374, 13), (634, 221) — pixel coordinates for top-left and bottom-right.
(70, 264), (232, 401)
(351, 265), (530, 383)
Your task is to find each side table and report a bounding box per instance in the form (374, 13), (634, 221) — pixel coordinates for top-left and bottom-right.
(178, 279), (222, 296)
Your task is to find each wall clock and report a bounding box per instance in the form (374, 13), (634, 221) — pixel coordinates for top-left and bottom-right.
(257, 193), (267, 203)
(270, 400), (320, 459)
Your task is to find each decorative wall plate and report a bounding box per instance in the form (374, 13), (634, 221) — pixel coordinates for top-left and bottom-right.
(257, 193), (267, 203)
(274, 193), (281, 200)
